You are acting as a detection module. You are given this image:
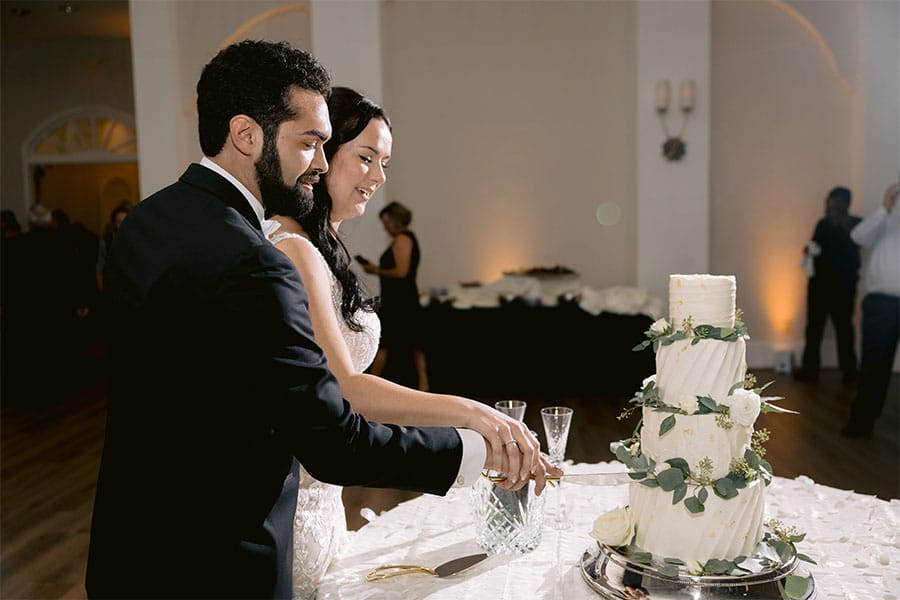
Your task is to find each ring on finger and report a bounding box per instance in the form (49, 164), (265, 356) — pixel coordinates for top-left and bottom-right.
(503, 440), (518, 447)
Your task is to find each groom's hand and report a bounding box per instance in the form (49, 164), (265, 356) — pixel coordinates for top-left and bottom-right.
(483, 446), (561, 495)
(482, 424), (538, 490)
(482, 433), (560, 495)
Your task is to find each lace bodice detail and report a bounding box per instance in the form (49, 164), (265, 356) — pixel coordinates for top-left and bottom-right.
(264, 219), (381, 599)
(267, 222), (380, 373)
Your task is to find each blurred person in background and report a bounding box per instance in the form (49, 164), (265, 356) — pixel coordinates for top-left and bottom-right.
(842, 182), (900, 437)
(795, 186), (861, 383)
(95, 201), (131, 291)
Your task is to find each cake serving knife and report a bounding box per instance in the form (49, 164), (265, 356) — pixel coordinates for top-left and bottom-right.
(482, 471), (632, 487)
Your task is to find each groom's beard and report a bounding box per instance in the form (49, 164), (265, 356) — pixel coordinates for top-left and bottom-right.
(256, 137), (315, 220)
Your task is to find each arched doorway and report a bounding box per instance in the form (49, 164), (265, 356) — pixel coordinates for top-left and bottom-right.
(23, 107), (138, 236)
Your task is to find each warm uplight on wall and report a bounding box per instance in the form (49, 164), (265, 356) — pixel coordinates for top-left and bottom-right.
(655, 79), (694, 162)
(757, 244), (802, 344)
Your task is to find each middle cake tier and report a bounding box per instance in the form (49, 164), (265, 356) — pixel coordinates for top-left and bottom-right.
(656, 337), (747, 404)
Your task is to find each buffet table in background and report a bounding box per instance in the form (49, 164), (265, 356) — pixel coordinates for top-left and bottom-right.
(421, 300), (655, 398)
(319, 462), (900, 599)
(396, 280), (663, 399)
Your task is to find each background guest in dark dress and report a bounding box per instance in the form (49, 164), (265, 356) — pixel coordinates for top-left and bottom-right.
(364, 201), (429, 390)
(795, 186), (862, 383)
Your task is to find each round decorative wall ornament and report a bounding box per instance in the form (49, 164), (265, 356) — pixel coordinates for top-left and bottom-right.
(662, 137), (687, 161)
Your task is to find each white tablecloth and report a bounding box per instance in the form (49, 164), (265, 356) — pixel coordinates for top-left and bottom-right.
(426, 278), (664, 318)
(318, 461), (900, 599)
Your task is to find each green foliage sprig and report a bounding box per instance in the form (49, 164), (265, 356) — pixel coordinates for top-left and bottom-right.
(633, 311), (749, 353)
(610, 441), (773, 513)
(751, 428), (770, 458)
(623, 373), (797, 422)
(625, 378), (731, 418)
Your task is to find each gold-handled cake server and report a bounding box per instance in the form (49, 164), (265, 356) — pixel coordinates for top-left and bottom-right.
(366, 552), (488, 581)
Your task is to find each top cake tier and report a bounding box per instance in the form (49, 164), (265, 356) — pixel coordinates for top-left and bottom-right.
(669, 274), (736, 329)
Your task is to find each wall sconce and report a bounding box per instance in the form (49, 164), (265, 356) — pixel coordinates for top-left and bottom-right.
(655, 79), (694, 161)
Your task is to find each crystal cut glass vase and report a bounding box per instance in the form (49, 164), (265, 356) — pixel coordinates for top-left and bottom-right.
(472, 475), (544, 555)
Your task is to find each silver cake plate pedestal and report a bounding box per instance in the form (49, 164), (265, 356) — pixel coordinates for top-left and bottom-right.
(581, 544), (816, 599)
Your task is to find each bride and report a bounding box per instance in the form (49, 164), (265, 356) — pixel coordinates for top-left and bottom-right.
(263, 87), (546, 599)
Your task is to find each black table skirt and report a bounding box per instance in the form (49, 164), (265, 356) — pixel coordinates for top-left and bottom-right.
(381, 298), (655, 400)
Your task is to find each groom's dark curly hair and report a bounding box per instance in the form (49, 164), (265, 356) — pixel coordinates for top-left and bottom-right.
(196, 40), (331, 157)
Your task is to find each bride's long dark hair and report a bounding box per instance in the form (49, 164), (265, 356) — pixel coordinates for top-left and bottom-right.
(300, 87), (390, 331)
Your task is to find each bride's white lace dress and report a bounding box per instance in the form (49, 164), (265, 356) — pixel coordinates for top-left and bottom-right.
(265, 221), (381, 600)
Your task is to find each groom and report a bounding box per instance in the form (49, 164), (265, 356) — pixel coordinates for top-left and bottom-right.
(86, 41), (550, 598)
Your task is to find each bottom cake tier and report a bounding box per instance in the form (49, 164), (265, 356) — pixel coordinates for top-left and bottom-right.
(629, 478), (765, 563)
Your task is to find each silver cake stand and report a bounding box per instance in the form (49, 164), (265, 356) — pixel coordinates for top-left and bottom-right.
(581, 544), (816, 599)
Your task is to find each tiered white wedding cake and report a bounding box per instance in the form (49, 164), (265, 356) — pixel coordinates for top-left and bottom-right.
(594, 274), (797, 570)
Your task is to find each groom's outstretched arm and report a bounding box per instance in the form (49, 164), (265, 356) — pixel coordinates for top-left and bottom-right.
(232, 242), (475, 495)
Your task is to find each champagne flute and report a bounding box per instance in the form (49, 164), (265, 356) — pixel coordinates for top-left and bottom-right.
(492, 400), (527, 481)
(541, 406), (573, 530)
(495, 400), (526, 422)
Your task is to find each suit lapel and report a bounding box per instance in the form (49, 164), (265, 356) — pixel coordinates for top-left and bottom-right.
(180, 163), (262, 231)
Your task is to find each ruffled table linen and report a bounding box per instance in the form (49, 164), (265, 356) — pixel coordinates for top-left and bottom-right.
(317, 461), (900, 600)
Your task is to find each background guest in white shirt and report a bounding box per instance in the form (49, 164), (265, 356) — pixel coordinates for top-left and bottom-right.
(842, 182), (900, 437)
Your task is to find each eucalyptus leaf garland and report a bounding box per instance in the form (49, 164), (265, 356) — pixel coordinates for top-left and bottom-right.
(609, 440), (772, 512)
(625, 376), (796, 423)
(633, 313), (749, 353)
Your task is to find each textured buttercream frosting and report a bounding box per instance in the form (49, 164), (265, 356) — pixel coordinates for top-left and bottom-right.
(630, 478), (765, 563)
(657, 337), (747, 404)
(640, 407), (752, 480)
(669, 274), (736, 329)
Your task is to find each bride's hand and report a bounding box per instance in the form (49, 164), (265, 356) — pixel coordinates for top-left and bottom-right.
(466, 402), (539, 489)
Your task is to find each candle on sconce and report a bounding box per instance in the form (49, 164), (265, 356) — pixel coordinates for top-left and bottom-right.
(654, 80), (670, 112)
(679, 80), (695, 112)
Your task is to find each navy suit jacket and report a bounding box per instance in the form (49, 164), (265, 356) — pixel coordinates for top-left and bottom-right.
(86, 164), (463, 598)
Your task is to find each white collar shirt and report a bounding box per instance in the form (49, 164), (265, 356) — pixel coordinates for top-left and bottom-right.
(199, 156), (265, 228)
(851, 206), (900, 297)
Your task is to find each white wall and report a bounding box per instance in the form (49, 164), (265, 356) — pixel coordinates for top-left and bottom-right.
(378, 0), (637, 292)
(311, 0), (383, 101)
(861, 0), (900, 215)
(129, 0), (180, 200)
(310, 0), (385, 293)
(635, 0), (711, 303)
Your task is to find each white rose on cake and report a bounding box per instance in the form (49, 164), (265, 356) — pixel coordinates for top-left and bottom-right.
(677, 394), (699, 414)
(722, 388), (761, 426)
(642, 374), (656, 389)
(650, 318), (670, 334)
(591, 506), (634, 547)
